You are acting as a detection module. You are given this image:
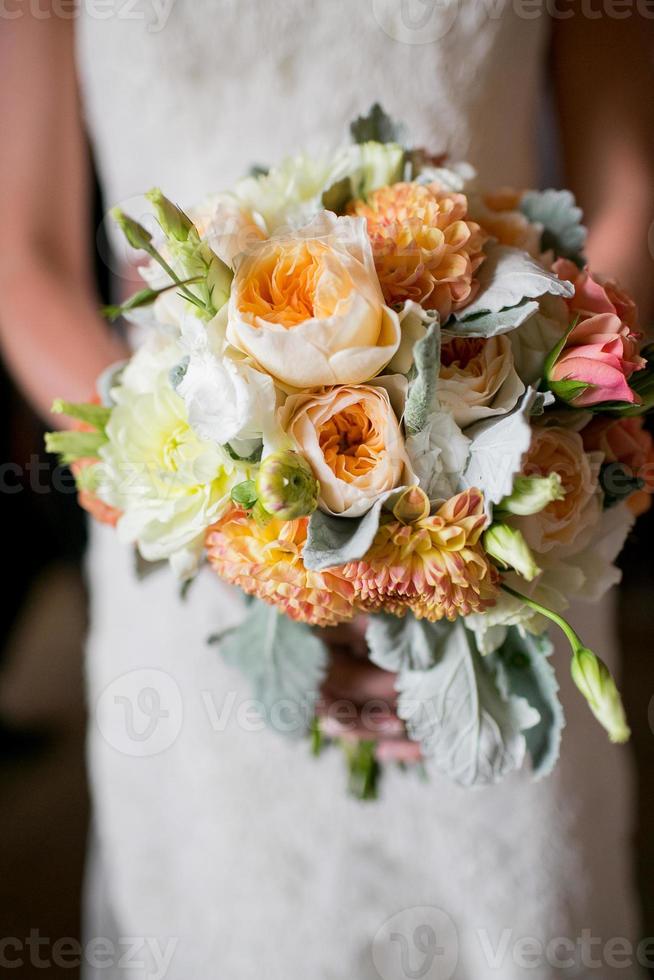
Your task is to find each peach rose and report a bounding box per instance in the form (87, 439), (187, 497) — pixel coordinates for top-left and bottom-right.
(510, 426), (603, 558)
(226, 211), (400, 389)
(583, 415), (654, 515)
(438, 334), (525, 427)
(553, 259), (639, 329)
(280, 382), (413, 517)
(548, 261), (644, 406)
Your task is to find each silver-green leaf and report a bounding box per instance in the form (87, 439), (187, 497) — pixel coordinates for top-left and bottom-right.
(397, 622), (539, 787)
(404, 319), (440, 435)
(487, 626), (565, 780)
(215, 600), (327, 738)
(445, 299), (539, 338)
(303, 489), (401, 571)
(520, 189), (587, 264)
(366, 612), (452, 673)
(455, 244), (574, 318)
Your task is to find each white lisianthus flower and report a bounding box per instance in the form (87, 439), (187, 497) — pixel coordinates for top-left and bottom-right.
(177, 310), (282, 457)
(438, 334), (525, 428)
(227, 211), (401, 389)
(280, 379), (414, 517)
(98, 337), (237, 572)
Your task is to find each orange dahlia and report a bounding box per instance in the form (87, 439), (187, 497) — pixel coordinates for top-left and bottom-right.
(341, 488), (499, 621)
(205, 508), (357, 627)
(468, 188), (542, 256)
(350, 182), (487, 318)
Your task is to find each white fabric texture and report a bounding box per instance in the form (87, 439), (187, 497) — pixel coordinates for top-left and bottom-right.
(76, 4), (644, 978)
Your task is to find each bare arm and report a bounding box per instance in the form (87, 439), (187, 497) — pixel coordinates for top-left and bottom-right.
(0, 7), (127, 424)
(553, 12), (654, 317)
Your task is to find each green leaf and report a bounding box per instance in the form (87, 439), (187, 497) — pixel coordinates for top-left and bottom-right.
(446, 299), (539, 338)
(44, 429), (106, 462)
(366, 612), (451, 673)
(230, 479), (259, 509)
(350, 103), (407, 145)
(223, 441), (263, 464)
(102, 278), (204, 323)
(397, 621), (539, 786)
(460, 387), (543, 514)
(303, 489), (401, 571)
(456, 244), (574, 318)
(487, 627), (564, 779)
(520, 189), (587, 265)
(51, 399), (111, 432)
(215, 600), (328, 738)
(404, 319), (440, 435)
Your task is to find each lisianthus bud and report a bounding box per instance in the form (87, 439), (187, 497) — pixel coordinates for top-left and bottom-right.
(112, 208), (153, 252)
(483, 523), (541, 582)
(571, 647), (630, 743)
(146, 188), (196, 243)
(497, 473), (565, 517)
(255, 451), (319, 520)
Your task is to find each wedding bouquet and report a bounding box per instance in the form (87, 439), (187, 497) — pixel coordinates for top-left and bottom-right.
(48, 105), (654, 795)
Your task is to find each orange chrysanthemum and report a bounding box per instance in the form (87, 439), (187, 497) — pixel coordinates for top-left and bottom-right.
(341, 488), (499, 621)
(351, 182), (487, 318)
(205, 508), (357, 627)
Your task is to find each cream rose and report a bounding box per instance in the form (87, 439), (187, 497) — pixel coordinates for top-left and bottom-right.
(438, 334), (525, 427)
(280, 381), (413, 517)
(510, 426), (603, 559)
(226, 211), (401, 389)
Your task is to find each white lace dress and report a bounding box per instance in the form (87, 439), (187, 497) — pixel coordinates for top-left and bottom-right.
(76, 4), (643, 978)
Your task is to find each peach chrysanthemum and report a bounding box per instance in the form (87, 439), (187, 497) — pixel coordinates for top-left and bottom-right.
(342, 488), (499, 621)
(351, 182), (487, 318)
(205, 508), (357, 627)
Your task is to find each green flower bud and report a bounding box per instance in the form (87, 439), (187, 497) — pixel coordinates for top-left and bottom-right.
(483, 523), (541, 582)
(111, 208), (153, 252)
(146, 188), (196, 243)
(255, 451), (319, 521)
(498, 473), (565, 517)
(571, 647), (630, 744)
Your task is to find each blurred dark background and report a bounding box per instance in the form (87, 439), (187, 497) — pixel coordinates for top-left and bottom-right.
(0, 168), (652, 980)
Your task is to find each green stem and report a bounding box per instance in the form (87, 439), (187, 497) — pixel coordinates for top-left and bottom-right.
(143, 243), (210, 314)
(501, 584), (583, 652)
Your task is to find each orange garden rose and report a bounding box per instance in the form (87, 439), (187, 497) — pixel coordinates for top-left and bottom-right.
(280, 382), (413, 517)
(511, 426), (603, 558)
(341, 488), (499, 621)
(205, 509), (356, 627)
(226, 211), (400, 388)
(351, 182), (486, 319)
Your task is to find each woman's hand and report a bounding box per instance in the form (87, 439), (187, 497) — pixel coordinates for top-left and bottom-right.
(317, 616), (422, 764)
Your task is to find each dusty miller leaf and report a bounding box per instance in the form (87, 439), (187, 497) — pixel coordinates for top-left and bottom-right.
(404, 320), (440, 435)
(455, 244), (574, 318)
(397, 621), (539, 787)
(303, 489), (402, 571)
(350, 103), (407, 145)
(520, 189), (587, 264)
(445, 299), (539, 338)
(216, 600), (327, 738)
(366, 612), (452, 673)
(487, 626), (565, 779)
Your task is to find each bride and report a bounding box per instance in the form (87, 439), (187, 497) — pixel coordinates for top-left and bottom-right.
(1, 3), (652, 978)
